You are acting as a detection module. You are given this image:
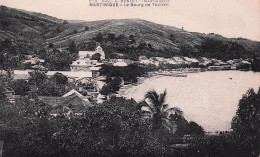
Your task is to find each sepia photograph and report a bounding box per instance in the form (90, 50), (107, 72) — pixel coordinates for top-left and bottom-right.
(0, 0), (260, 156)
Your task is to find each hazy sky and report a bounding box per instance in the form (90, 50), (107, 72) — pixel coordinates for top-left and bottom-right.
(1, 0), (260, 41)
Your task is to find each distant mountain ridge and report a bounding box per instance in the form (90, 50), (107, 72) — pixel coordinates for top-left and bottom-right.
(0, 5), (259, 60)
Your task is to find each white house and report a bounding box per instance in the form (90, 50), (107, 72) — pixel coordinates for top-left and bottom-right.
(183, 57), (199, 63)
(172, 57), (185, 64)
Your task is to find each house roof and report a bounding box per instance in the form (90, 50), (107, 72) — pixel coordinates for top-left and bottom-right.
(90, 67), (101, 71)
(183, 57), (199, 63)
(62, 89), (84, 98)
(172, 57), (184, 62)
(189, 58), (199, 63)
(167, 59), (177, 64)
(201, 57), (209, 61)
(71, 60), (91, 66)
(149, 57), (158, 61)
(39, 94), (93, 114)
(13, 74), (30, 80)
(241, 61), (251, 64)
(13, 70), (31, 80)
(47, 71), (92, 79)
(113, 62), (128, 67)
(38, 96), (64, 107)
(63, 94), (93, 112)
(13, 70), (92, 80)
(78, 51), (96, 58)
(154, 57), (165, 61)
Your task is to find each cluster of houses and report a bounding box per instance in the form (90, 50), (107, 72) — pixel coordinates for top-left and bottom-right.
(23, 55), (45, 69)
(138, 56), (252, 71)
(5, 46), (108, 114)
(4, 45), (253, 115)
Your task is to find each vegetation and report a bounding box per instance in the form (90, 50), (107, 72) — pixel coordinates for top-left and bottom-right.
(139, 90), (178, 132)
(91, 53), (101, 61)
(1, 75), (260, 157)
(43, 49), (76, 71)
(100, 77), (122, 95)
(1, 5), (260, 157)
(28, 70), (70, 96)
(9, 79), (30, 96)
(231, 88), (260, 156)
(100, 64), (147, 83)
(251, 57), (260, 72)
(1, 5), (260, 70)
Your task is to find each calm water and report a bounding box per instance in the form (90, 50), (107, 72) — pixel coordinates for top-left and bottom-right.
(123, 71), (260, 132)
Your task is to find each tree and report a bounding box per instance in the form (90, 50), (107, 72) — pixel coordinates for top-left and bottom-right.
(85, 26), (89, 31)
(100, 84), (113, 95)
(180, 42), (194, 57)
(108, 33), (116, 42)
(38, 79), (66, 96)
(54, 97), (150, 156)
(95, 33), (103, 42)
(90, 53), (101, 61)
(68, 40), (77, 54)
(139, 90), (179, 133)
(251, 57), (260, 72)
(109, 77), (122, 92)
(48, 43), (54, 48)
(129, 35), (135, 44)
(28, 70), (48, 87)
(51, 72), (68, 85)
(63, 20), (68, 24)
(0, 84), (6, 102)
(188, 121), (204, 136)
(231, 88), (260, 156)
(45, 49), (74, 71)
(9, 79), (30, 96)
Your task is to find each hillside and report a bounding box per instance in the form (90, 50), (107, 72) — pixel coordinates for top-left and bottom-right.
(0, 5), (260, 60)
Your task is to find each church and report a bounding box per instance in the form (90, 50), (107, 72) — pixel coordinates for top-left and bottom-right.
(70, 45), (105, 72)
(78, 46), (105, 60)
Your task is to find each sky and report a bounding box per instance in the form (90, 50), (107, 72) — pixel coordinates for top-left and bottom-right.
(1, 0), (260, 41)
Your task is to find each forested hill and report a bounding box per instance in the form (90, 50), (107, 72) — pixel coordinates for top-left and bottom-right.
(1, 5), (260, 60)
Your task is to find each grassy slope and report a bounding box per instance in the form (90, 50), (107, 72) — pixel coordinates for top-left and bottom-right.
(0, 5), (259, 56)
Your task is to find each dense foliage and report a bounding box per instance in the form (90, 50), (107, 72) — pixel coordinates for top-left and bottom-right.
(1, 83), (260, 157)
(28, 70), (70, 96)
(231, 88), (260, 156)
(251, 57), (260, 72)
(9, 79), (30, 95)
(82, 33), (260, 61)
(100, 64), (147, 83)
(100, 77), (122, 95)
(1, 5), (260, 64)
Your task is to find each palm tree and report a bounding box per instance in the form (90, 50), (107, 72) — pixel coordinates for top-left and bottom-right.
(139, 89), (180, 133)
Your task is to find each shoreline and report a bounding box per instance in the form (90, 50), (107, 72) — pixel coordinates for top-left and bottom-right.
(118, 75), (164, 97)
(117, 69), (256, 98)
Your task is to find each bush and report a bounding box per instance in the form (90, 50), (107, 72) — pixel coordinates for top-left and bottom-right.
(9, 79), (30, 95)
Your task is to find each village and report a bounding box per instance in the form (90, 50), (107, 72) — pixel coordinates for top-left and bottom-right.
(1, 44), (253, 117)
(1, 2), (259, 156)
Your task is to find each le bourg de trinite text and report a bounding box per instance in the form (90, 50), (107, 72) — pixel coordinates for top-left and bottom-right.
(89, 0), (170, 7)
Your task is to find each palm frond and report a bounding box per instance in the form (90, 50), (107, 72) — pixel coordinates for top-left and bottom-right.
(139, 100), (155, 114)
(161, 104), (169, 112)
(145, 90), (159, 107)
(158, 89), (167, 106)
